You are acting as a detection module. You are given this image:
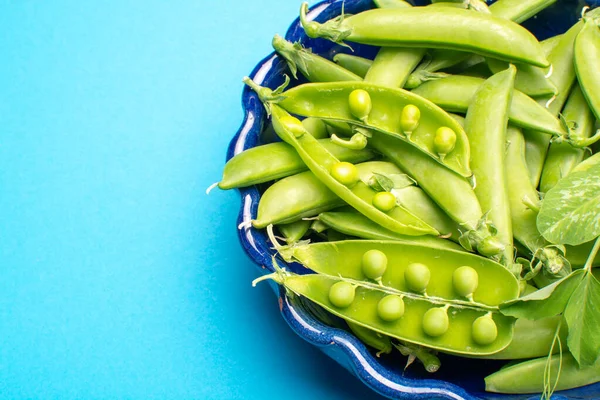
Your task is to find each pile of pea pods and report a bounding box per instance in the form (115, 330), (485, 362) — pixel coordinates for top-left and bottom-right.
(216, 0), (600, 395)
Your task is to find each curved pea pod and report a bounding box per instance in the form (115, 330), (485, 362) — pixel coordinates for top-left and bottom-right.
(278, 240), (519, 306)
(505, 126), (570, 276)
(253, 171), (342, 228)
(272, 35), (361, 83)
(333, 54), (372, 78)
(412, 75), (566, 137)
(487, 58), (556, 97)
(256, 267), (516, 356)
(219, 139), (374, 189)
(476, 316), (567, 360)
(575, 15), (600, 121)
(540, 84), (597, 193)
(300, 5), (548, 68)
(465, 66), (516, 266)
(317, 210), (463, 251)
(266, 81), (471, 177)
(485, 353), (600, 394)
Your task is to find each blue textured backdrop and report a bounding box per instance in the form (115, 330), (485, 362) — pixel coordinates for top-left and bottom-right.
(0, 1), (382, 398)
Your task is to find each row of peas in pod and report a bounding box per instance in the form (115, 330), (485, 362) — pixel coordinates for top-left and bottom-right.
(216, 0), (600, 396)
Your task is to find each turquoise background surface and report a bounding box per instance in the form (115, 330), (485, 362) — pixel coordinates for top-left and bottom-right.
(0, 0), (383, 398)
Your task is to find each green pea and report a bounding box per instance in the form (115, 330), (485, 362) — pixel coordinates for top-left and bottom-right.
(404, 262), (430, 293)
(453, 266), (479, 298)
(301, 117), (328, 139)
(400, 104), (421, 136)
(372, 191), (396, 212)
(348, 89), (372, 122)
(422, 307), (449, 337)
(377, 295), (405, 322)
(328, 281), (356, 308)
(472, 315), (498, 345)
(330, 161), (359, 187)
(361, 249), (388, 280)
(280, 115), (306, 138)
(433, 126), (457, 159)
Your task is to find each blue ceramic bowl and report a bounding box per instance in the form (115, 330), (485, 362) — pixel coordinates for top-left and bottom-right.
(226, 1), (600, 399)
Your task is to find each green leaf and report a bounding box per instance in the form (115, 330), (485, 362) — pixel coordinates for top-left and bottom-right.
(366, 173), (414, 192)
(564, 272), (600, 366)
(537, 164), (600, 246)
(500, 270), (585, 320)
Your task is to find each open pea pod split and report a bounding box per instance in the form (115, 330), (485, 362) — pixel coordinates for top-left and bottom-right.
(277, 240), (519, 307)
(261, 80), (471, 177)
(268, 104), (438, 236)
(256, 265), (516, 356)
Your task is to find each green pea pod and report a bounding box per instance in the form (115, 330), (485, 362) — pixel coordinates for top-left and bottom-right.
(367, 132), (504, 257)
(540, 84), (596, 193)
(254, 80), (471, 177)
(219, 138), (374, 189)
(277, 220), (312, 244)
(346, 321), (393, 356)
(300, 5), (548, 68)
(333, 54), (372, 78)
(487, 58), (556, 97)
(485, 353), (600, 394)
(505, 126), (570, 276)
(405, 0), (558, 90)
(541, 34), (563, 55)
(412, 75), (566, 137)
(277, 240), (519, 306)
(478, 316), (567, 360)
(272, 35), (361, 83)
(318, 210), (463, 251)
(364, 47), (426, 88)
(465, 66), (516, 266)
(393, 186), (461, 242)
(255, 266), (516, 356)
(253, 170), (343, 228)
(488, 0), (556, 23)
(575, 14), (600, 122)
(271, 109), (439, 236)
(522, 15), (595, 187)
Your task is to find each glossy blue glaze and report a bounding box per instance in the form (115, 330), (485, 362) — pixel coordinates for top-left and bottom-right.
(228, 1), (600, 398)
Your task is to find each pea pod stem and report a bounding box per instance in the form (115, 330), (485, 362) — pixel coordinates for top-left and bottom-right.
(300, 3), (549, 67)
(272, 35), (361, 83)
(393, 342), (441, 373)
